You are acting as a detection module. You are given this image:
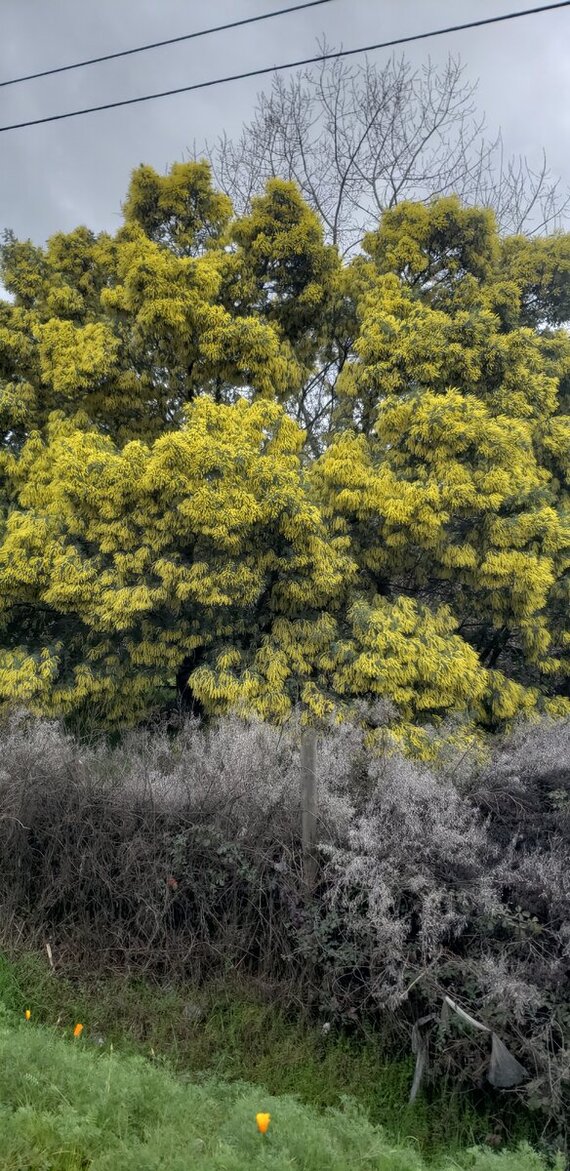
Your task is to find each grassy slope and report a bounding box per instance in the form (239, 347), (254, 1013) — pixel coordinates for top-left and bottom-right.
(0, 1010), (557, 1171)
(0, 951), (558, 1169)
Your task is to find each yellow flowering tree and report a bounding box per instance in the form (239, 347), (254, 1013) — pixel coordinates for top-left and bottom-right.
(315, 198), (570, 722)
(0, 170), (568, 736)
(0, 163), (303, 456)
(0, 398), (353, 726)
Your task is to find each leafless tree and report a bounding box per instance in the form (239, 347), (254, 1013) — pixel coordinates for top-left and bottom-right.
(200, 49), (568, 253)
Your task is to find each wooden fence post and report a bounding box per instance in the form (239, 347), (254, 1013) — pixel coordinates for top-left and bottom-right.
(300, 725), (318, 887)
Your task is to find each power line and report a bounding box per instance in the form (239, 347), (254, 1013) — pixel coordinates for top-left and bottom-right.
(1, 1), (569, 134)
(0, 0), (337, 90)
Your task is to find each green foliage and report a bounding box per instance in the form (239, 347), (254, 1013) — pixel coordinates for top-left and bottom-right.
(0, 954), (484, 1156)
(363, 196), (500, 290)
(0, 948), (547, 1161)
(0, 400), (352, 724)
(0, 168), (568, 735)
(0, 167), (301, 452)
(319, 197), (570, 726)
(230, 179), (340, 367)
(499, 232), (570, 328)
(0, 975), (558, 1170)
(122, 160), (233, 256)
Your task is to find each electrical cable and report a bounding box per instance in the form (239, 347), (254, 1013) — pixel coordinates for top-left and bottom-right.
(1, 1), (568, 134)
(0, 0), (338, 89)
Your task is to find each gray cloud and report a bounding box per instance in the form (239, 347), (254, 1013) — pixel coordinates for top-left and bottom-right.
(1, 0), (569, 243)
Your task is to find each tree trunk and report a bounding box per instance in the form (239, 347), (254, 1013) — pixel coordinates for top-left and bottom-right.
(175, 651), (206, 720)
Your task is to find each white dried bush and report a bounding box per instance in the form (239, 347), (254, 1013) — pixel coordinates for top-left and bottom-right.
(0, 707), (568, 1132)
(325, 754), (499, 1007)
(465, 717), (570, 847)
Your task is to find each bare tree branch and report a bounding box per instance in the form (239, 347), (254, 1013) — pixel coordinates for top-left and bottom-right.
(198, 50), (568, 252)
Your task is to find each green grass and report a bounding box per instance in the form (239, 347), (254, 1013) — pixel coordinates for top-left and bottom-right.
(0, 1008), (559, 1171)
(0, 952), (547, 1163)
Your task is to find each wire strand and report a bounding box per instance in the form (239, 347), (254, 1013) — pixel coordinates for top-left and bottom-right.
(1, 1), (569, 134)
(0, 0), (337, 89)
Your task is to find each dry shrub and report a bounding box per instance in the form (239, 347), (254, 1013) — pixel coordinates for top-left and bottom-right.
(465, 718), (570, 847)
(0, 710), (305, 980)
(324, 754), (499, 1008)
(0, 708), (568, 1132)
(320, 719), (569, 1128)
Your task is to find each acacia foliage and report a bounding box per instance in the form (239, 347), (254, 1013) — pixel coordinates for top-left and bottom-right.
(0, 163), (568, 738)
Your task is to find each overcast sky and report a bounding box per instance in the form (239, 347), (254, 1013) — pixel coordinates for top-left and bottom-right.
(1, 0), (569, 245)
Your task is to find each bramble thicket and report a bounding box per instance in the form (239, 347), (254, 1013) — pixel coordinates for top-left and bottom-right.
(0, 164), (568, 750)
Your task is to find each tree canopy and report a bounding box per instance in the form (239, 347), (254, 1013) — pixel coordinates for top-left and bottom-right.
(0, 162), (568, 747)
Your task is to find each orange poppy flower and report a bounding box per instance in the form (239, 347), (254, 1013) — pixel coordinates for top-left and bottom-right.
(24, 1009), (31, 1021)
(256, 1112), (271, 1135)
(73, 1022), (84, 1038)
